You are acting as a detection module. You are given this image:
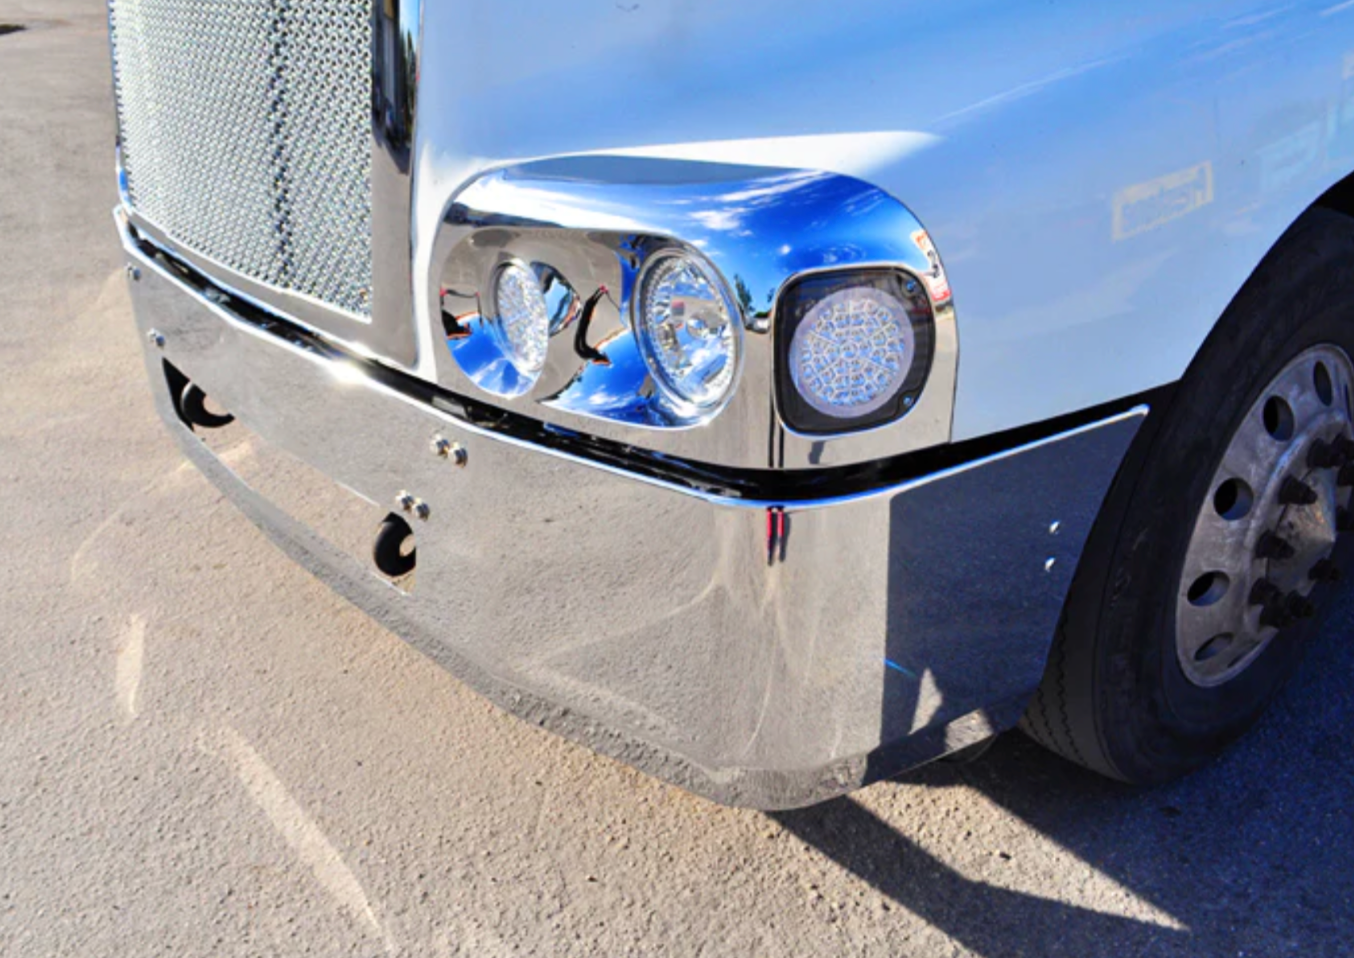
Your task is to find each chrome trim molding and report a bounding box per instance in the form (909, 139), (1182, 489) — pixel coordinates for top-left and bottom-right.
(430, 157), (959, 470)
(121, 211), (1144, 807)
(367, 0), (422, 367)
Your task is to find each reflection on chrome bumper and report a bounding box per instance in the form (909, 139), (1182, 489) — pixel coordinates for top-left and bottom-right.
(121, 219), (1143, 809)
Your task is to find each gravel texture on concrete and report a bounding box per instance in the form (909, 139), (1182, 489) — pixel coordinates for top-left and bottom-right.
(1, 4), (1352, 956)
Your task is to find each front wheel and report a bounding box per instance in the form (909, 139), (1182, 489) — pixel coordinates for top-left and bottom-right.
(1022, 207), (1354, 783)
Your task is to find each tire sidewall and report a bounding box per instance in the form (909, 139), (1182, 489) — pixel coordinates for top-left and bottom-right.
(1095, 209), (1354, 782)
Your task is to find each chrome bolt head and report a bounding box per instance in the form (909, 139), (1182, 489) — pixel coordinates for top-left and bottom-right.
(146, 328), (165, 349)
(412, 501), (431, 522)
(431, 436), (467, 466)
(395, 492), (416, 513)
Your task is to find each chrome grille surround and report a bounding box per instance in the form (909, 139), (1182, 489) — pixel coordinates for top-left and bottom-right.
(109, 0), (374, 319)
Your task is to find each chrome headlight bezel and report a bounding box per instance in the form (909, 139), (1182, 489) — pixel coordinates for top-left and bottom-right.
(432, 158), (958, 470)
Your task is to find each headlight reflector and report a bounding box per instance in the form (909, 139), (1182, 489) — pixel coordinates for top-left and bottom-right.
(635, 252), (740, 412)
(491, 262), (551, 380)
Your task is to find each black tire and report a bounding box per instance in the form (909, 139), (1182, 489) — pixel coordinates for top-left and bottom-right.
(1021, 206), (1354, 783)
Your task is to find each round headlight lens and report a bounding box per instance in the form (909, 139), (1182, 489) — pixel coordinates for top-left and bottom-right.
(636, 253), (739, 410)
(491, 263), (551, 378)
(789, 287), (913, 418)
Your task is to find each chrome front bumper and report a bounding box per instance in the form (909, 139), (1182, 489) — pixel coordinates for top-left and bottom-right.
(121, 216), (1143, 809)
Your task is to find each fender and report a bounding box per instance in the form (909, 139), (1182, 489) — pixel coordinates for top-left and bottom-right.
(413, 0), (1354, 438)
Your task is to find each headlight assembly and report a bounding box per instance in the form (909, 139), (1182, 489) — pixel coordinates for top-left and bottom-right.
(490, 262), (551, 383)
(633, 251), (742, 416)
(776, 270), (936, 434)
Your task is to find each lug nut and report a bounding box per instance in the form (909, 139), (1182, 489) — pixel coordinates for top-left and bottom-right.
(1250, 578), (1283, 607)
(1310, 558), (1343, 583)
(146, 328), (165, 349)
(395, 492), (416, 513)
(1256, 532), (1297, 561)
(1260, 600), (1295, 630)
(1309, 439), (1340, 470)
(412, 501), (431, 522)
(1286, 592), (1317, 620)
(1279, 477), (1320, 506)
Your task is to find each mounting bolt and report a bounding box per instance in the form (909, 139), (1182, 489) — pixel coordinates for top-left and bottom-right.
(412, 501), (431, 522)
(1310, 558), (1343, 583)
(395, 492), (416, 514)
(126, 264), (141, 282)
(1279, 477), (1320, 506)
(146, 328), (165, 349)
(431, 435), (467, 466)
(1256, 531), (1297, 561)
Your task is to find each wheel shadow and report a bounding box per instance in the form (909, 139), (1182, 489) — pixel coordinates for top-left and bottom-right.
(773, 582), (1354, 957)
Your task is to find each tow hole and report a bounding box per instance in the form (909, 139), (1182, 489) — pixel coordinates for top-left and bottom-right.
(373, 512), (416, 578)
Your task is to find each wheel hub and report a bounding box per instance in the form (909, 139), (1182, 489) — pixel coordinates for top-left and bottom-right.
(1176, 345), (1354, 687)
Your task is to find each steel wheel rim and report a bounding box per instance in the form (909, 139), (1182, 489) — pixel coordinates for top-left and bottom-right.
(1176, 344), (1354, 688)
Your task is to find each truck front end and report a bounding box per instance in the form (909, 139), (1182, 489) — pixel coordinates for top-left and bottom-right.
(108, 0), (1145, 807)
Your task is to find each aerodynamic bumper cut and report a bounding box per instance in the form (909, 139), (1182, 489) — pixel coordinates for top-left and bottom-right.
(119, 209), (1142, 809)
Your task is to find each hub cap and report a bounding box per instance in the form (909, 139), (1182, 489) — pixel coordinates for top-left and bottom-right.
(1176, 345), (1354, 687)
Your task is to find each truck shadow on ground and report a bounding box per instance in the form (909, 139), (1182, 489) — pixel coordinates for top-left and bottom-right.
(773, 589), (1354, 958)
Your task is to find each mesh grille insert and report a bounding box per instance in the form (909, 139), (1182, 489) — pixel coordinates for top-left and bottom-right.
(110, 0), (373, 318)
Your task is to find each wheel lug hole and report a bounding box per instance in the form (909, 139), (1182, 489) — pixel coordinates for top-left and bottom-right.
(1213, 478), (1254, 520)
(1187, 571), (1230, 607)
(1263, 396), (1295, 441)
